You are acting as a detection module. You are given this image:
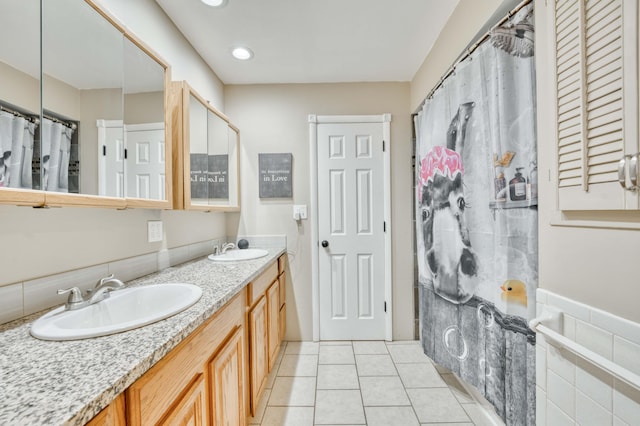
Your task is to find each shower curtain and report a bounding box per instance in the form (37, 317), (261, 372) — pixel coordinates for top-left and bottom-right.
(415, 5), (536, 425)
(0, 110), (35, 189)
(41, 117), (74, 192)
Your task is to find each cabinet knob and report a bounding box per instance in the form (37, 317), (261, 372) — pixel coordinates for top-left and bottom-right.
(630, 153), (638, 190)
(618, 156), (628, 189)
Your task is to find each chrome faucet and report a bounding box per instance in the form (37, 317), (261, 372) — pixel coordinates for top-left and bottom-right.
(57, 274), (126, 311)
(221, 242), (236, 254)
(89, 274), (126, 304)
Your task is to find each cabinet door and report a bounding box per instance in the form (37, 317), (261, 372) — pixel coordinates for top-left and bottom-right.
(267, 280), (281, 370)
(552, 0), (639, 210)
(249, 296), (268, 416)
(86, 394), (126, 426)
(209, 327), (245, 426)
(160, 374), (207, 426)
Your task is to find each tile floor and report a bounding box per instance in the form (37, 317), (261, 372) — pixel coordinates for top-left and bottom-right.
(250, 340), (502, 426)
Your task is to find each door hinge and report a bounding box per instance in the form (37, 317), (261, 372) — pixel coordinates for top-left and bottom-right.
(384, 301), (387, 312)
(102, 145), (106, 156)
(382, 140), (386, 152)
(124, 149), (128, 159)
(383, 221), (386, 232)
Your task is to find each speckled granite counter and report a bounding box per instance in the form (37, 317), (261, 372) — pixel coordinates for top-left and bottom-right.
(0, 247), (285, 425)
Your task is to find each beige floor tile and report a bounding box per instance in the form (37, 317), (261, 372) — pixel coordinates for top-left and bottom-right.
(462, 403), (501, 426)
(364, 406), (420, 426)
(385, 340), (420, 345)
(317, 364), (360, 389)
(407, 388), (471, 423)
(441, 373), (474, 403)
(249, 388), (270, 424)
(386, 343), (431, 364)
(320, 340), (354, 345)
(285, 341), (319, 354)
(269, 377), (316, 406)
(277, 354), (318, 377)
(265, 362), (279, 389)
(315, 389), (366, 425)
(353, 341), (389, 354)
(396, 362), (447, 388)
(355, 354), (397, 376)
(260, 406), (315, 426)
(319, 344), (355, 364)
(360, 376), (410, 406)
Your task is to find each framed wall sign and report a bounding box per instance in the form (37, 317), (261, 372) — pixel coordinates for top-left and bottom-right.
(259, 153), (292, 198)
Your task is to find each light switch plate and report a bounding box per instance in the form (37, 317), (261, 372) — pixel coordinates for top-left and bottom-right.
(147, 220), (163, 243)
(293, 205), (308, 220)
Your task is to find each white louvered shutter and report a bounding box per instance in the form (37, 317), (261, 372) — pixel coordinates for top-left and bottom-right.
(553, 0), (638, 210)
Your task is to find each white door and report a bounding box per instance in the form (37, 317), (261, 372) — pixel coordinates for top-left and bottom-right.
(317, 122), (386, 340)
(97, 120), (125, 197)
(125, 123), (166, 200)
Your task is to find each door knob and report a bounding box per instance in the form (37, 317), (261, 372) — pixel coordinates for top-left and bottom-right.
(321, 240), (329, 248)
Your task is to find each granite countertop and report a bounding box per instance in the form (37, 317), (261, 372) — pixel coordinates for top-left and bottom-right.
(0, 247), (285, 425)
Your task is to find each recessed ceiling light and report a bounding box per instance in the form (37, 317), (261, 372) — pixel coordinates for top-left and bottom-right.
(232, 47), (254, 60)
(201, 0), (227, 7)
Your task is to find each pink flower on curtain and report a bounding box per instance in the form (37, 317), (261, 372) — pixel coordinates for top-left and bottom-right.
(419, 146), (464, 201)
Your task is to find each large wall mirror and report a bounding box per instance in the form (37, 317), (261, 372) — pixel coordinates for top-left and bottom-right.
(172, 82), (239, 212)
(0, 0), (171, 209)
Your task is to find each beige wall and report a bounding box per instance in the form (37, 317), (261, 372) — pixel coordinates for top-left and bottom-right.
(0, 1), (227, 288)
(534, 0), (640, 323)
(224, 83), (414, 341)
(0, 61), (39, 114)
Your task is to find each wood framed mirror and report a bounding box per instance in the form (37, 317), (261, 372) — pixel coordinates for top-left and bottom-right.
(0, 0), (172, 209)
(170, 81), (240, 212)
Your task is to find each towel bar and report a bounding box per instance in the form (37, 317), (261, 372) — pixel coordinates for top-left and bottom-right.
(530, 313), (640, 391)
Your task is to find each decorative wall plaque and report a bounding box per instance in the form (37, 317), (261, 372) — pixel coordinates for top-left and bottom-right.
(259, 153), (292, 198)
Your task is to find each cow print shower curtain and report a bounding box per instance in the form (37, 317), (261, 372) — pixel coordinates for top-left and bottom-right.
(414, 5), (536, 425)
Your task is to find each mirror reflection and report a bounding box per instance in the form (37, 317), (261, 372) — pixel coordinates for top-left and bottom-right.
(0, 0), (40, 191)
(0, 0), (168, 202)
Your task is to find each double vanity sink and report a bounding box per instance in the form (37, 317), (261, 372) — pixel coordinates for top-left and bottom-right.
(0, 247), (284, 425)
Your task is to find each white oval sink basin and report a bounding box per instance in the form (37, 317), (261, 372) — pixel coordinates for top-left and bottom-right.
(208, 248), (269, 262)
(30, 283), (202, 341)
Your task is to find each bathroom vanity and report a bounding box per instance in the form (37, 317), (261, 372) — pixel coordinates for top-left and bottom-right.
(0, 249), (287, 425)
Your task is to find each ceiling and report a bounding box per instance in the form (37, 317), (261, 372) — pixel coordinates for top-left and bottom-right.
(154, 0), (460, 85)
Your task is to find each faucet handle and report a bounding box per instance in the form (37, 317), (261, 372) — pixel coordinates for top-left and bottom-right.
(96, 273), (115, 288)
(58, 287), (84, 304)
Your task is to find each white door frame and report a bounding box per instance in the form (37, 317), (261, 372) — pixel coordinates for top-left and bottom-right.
(309, 114), (392, 341)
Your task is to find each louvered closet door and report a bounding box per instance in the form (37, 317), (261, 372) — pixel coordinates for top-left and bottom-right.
(553, 0), (639, 210)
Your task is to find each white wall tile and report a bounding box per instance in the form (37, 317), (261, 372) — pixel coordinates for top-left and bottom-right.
(548, 370), (575, 419)
(547, 345), (576, 384)
(613, 336), (640, 377)
(537, 386), (547, 425)
(234, 235), (286, 248)
(613, 380), (640, 425)
(591, 309), (640, 347)
(536, 289), (549, 304)
(168, 245), (190, 267)
(536, 343), (547, 390)
(576, 390), (612, 426)
(564, 315), (576, 341)
(575, 358), (613, 411)
(23, 264), (109, 315)
(547, 400), (575, 426)
(613, 416), (630, 426)
(0, 283), (23, 324)
(547, 292), (591, 322)
(188, 240), (215, 259)
(576, 320), (613, 360)
(108, 253), (157, 282)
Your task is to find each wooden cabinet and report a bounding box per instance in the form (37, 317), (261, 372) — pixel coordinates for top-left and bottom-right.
(246, 255), (288, 416)
(125, 289), (246, 426)
(209, 327), (245, 426)
(161, 375), (207, 426)
(267, 280), (281, 370)
(277, 254), (287, 342)
(86, 394), (126, 426)
(248, 296), (269, 416)
(549, 0), (639, 211)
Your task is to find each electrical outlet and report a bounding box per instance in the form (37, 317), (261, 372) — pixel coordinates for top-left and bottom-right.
(147, 220), (163, 243)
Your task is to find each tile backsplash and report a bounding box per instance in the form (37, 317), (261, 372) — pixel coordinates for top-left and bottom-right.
(0, 237), (235, 326)
(536, 289), (640, 425)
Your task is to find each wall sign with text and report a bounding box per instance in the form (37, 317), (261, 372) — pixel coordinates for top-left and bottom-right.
(259, 153), (292, 198)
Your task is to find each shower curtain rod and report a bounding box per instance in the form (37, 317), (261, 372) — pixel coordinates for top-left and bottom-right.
(42, 113), (77, 131)
(0, 104), (39, 124)
(421, 0), (533, 105)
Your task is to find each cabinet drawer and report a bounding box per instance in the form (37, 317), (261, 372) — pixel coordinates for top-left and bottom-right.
(126, 289), (245, 426)
(248, 262), (278, 306)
